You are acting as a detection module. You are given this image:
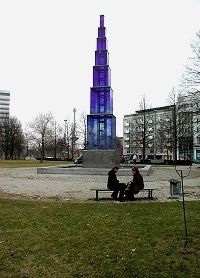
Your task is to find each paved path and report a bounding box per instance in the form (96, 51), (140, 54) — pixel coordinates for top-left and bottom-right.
(0, 165), (200, 202)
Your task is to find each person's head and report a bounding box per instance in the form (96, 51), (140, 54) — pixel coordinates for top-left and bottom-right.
(112, 165), (119, 172)
(132, 165), (139, 174)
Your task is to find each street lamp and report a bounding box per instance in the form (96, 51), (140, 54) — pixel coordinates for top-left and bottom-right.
(71, 108), (76, 160)
(64, 119), (70, 160)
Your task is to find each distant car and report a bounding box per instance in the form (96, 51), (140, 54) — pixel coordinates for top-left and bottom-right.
(74, 155), (82, 164)
(25, 156), (36, 160)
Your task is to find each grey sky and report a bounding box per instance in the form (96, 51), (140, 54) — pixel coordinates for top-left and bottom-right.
(0, 0), (200, 136)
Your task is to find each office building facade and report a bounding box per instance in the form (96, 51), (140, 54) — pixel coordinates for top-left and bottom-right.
(0, 90), (10, 118)
(177, 93), (200, 161)
(123, 93), (200, 161)
(123, 105), (174, 160)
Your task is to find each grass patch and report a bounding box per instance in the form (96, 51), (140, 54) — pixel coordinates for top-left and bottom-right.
(0, 199), (200, 277)
(0, 160), (71, 168)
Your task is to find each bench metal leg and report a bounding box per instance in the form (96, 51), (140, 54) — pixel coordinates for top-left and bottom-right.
(96, 190), (99, 201)
(148, 190), (153, 199)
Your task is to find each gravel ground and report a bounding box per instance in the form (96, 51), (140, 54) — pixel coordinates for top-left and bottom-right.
(0, 165), (200, 202)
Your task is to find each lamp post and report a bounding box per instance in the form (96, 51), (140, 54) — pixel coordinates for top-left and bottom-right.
(64, 119), (70, 160)
(54, 121), (57, 160)
(71, 108), (76, 160)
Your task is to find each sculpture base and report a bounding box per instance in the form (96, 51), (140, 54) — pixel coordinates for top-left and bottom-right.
(82, 150), (120, 168)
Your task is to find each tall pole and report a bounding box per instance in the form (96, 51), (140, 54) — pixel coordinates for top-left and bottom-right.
(64, 120), (67, 160)
(72, 108), (76, 160)
(171, 87), (177, 162)
(73, 108), (76, 130)
(173, 103), (177, 162)
(25, 133), (29, 157)
(64, 119), (70, 160)
(153, 110), (157, 159)
(54, 121), (57, 160)
(175, 166), (191, 248)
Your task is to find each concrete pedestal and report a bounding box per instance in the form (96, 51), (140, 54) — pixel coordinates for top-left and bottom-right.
(82, 150), (120, 168)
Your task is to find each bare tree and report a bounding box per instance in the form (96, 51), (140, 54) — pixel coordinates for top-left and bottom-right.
(131, 95), (153, 162)
(76, 111), (87, 150)
(0, 116), (25, 159)
(178, 32), (200, 160)
(27, 112), (54, 162)
(176, 95), (194, 160)
(167, 88), (178, 161)
(180, 31), (200, 96)
(54, 122), (64, 160)
(154, 108), (174, 160)
(64, 119), (71, 160)
(0, 117), (10, 159)
(44, 121), (64, 160)
(9, 117), (25, 159)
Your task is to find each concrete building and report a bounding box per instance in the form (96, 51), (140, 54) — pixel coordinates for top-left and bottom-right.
(194, 113), (200, 160)
(177, 93), (200, 161)
(123, 93), (200, 161)
(123, 105), (174, 160)
(0, 90), (10, 118)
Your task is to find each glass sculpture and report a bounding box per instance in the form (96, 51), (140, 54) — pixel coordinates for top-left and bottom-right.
(87, 15), (116, 149)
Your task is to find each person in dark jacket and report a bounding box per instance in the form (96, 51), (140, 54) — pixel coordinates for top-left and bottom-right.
(125, 165), (144, 200)
(107, 166), (127, 202)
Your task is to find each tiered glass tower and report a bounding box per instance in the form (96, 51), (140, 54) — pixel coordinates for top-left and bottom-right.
(87, 15), (116, 150)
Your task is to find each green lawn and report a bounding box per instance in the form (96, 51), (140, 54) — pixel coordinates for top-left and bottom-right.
(0, 160), (71, 168)
(0, 199), (200, 277)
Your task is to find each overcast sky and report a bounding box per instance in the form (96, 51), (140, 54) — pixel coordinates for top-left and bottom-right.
(0, 0), (200, 136)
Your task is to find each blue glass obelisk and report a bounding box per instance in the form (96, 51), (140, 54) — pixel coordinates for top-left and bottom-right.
(87, 15), (116, 150)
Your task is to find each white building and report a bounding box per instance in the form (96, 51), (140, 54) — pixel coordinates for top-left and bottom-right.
(0, 90), (10, 118)
(123, 93), (200, 161)
(123, 105), (174, 160)
(177, 93), (200, 161)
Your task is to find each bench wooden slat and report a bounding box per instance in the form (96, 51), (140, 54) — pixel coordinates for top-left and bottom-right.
(90, 188), (156, 201)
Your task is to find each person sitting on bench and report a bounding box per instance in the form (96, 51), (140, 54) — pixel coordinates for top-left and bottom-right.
(125, 165), (144, 200)
(107, 166), (127, 202)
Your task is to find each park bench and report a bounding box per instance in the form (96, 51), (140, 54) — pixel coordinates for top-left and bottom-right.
(90, 188), (156, 201)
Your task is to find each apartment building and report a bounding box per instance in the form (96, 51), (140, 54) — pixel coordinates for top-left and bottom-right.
(177, 93), (200, 161)
(123, 105), (174, 160)
(123, 93), (200, 161)
(194, 113), (200, 160)
(0, 90), (10, 118)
